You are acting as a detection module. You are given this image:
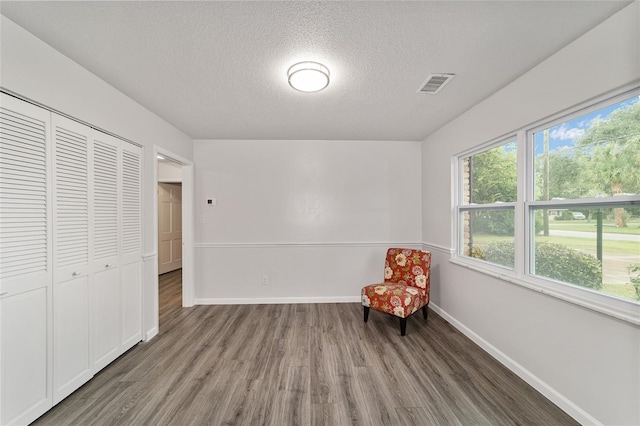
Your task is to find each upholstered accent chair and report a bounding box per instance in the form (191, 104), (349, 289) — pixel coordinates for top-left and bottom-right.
(361, 248), (432, 336)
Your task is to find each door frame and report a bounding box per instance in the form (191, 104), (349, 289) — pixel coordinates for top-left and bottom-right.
(152, 146), (194, 322)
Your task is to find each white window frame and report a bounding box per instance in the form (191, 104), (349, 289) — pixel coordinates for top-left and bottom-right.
(452, 87), (640, 326)
(455, 136), (519, 272)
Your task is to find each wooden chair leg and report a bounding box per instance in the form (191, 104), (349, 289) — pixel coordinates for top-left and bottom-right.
(399, 317), (407, 336)
(422, 305), (428, 320)
(363, 306), (370, 322)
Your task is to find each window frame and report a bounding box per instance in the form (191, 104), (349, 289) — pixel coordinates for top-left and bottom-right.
(455, 136), (519, 271)
(452, 87), (640, 325)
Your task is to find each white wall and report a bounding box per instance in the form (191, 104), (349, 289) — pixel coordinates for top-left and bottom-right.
(0, 16), (194, 339)
(193, 139), (422, 302)
(422, 3), (640, 426)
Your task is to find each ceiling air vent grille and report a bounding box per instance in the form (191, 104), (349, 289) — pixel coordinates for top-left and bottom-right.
(417, 73), (455, 94)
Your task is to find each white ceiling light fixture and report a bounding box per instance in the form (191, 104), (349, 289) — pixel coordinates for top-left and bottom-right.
(287, 61), (330, 92)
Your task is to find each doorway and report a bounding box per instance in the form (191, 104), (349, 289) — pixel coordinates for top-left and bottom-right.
(157, 158), (183, 307)
(150, 146), (194, 338)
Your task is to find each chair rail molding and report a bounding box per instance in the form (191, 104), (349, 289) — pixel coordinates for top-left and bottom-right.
(195, 241), (423, 249)
(142, 252), (157, 262)
(421, 241), (455, 255)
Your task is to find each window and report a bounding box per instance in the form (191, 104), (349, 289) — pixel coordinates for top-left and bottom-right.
(456, 89), (640, 317)
(458, 139), (517, 269)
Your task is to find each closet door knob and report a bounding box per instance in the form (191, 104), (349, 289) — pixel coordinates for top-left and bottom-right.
(105, 263), (112, 269)
(72, 271), (80, 277)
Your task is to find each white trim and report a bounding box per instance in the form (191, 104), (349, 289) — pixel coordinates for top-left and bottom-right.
(194, 296), (361, 305)
(449, 258), (640, 326)
(453, 132), (519, 159)
(429, 302), (602, 426)
(181, 164), (195, 307)
(527, 195), (640, 208)
(157, 177), (182, 183)
(152, 146), (195, 315)
(421, 241), (454, 255)
(142, 253), (156, 262)
(458, 202), (517, 212)
(194, 241), (423, 249)
(144, 326), (158, 342)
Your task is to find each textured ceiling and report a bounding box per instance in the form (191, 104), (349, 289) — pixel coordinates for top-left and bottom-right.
(0, 1), (632, 141)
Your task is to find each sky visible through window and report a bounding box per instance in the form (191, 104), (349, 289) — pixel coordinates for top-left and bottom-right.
(534, 96), (639, 155)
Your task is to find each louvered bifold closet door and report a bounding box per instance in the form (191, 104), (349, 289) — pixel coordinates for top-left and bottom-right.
(0, 94), (53, 426)
(91, 133), (121, 372)
(120, 143), (143, 349)
(51, 114), (93, 404)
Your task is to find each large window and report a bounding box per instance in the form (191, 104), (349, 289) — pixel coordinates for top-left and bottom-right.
(456, 89), (640, 314)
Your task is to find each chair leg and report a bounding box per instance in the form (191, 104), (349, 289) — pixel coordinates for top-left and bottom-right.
(363, 306), (370, 322)
(422, 305), (428, 320)
(399, 317), (407, 336)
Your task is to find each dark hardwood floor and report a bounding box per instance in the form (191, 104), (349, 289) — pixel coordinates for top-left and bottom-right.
(33, 269), (577, 425)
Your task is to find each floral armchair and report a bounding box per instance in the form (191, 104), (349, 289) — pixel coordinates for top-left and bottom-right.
(361, 248), (432, 336)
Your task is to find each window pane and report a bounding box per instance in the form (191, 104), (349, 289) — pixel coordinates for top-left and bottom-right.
(461, 209), (515, 269)
(462, 140), (517, 205)
(534, 95), (640, 201)
(531, 205), (640, 303)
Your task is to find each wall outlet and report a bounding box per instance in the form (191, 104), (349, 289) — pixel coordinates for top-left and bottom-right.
(262, 275), (269, 285)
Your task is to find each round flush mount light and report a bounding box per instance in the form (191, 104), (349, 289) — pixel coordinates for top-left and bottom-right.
(287, 61), (330, 92)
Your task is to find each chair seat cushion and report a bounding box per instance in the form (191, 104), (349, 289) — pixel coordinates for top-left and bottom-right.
(361, 283), (428, 319)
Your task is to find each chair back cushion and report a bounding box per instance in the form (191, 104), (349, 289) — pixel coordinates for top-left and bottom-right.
(384, 248), (431, 291)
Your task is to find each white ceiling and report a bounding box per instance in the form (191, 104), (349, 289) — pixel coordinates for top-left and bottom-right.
(0, 1), (632, 141)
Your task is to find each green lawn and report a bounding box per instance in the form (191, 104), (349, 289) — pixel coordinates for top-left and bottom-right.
(472, 233), (639, 255)
(534, 235), (639, 255)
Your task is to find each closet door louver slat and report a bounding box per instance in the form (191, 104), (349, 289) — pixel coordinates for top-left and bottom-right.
(54, 125), (89, 268)
(0, 107), (48, 281)
(93, 140), (118, 260)
(122, 149), (141, 254)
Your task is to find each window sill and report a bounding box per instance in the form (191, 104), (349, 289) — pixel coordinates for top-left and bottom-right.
(449, 257), (640, 326)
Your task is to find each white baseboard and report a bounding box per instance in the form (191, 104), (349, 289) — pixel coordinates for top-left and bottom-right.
(194, 296), (361, 305)
(144, 326), (159, 341)
(429, 303), (601, 426)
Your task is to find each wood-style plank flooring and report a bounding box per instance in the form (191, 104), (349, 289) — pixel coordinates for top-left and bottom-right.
(33, 269), (577, 425)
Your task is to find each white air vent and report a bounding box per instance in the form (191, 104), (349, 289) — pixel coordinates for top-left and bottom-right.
(417, 73), (455, 94)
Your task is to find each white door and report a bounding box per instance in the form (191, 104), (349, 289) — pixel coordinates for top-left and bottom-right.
(0, 94), (53, 425)
(51, 114), (92, 403)
(91, 134), (121, 372)
(120, 143), (142, 350)
(158, 182), (182, 274)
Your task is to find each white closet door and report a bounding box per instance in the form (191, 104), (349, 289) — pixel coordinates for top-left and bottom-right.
(120, 143), (142, 349)
(0, 94), (53, 425)
(51, 114), (92, 403)
(91, 134), (121, 372)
